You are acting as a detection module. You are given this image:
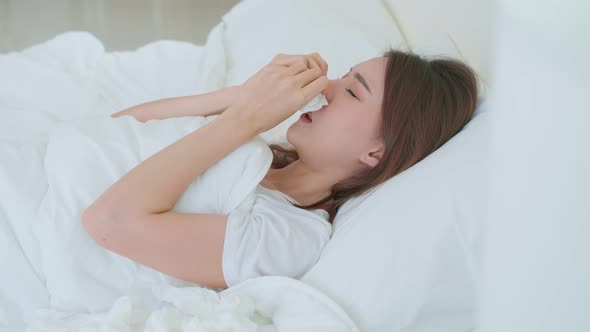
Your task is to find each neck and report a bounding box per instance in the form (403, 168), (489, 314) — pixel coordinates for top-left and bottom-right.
(263, 160), (337, 207)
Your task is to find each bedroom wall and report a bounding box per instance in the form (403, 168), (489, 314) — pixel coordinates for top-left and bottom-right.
(383, 0), (494, 92)
(0, 0), (240, 52)
(477, 1), (590, 330)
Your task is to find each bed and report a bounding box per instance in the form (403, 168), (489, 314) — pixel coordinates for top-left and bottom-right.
(1, 0), (494, 331)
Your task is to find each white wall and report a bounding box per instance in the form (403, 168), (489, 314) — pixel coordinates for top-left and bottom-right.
(383, 0), (494, 92)
(477, 0), (590, 331)
(0, 0), (240, 52)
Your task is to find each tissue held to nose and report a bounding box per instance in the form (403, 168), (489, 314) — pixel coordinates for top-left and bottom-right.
(300, 94), (328, 113)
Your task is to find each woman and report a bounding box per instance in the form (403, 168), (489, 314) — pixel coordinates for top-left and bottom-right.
(83, 49), (478, 290)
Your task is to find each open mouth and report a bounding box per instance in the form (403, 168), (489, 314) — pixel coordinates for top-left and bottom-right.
(300, 112), (312, 123)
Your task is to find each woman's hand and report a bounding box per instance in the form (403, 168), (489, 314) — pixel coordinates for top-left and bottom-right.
(270, 52), (329, 77)
(226, 53), (329, 134)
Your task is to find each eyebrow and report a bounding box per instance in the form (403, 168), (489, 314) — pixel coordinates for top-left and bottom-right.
(349, 67), (372, 95)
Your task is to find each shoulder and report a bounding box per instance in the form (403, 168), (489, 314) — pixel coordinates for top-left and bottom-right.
(255, 184), (331, 222)
(221, 189), (332, 287)
(227, 188), (332, 247)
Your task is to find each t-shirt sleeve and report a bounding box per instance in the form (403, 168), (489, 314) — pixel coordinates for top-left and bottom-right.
(221, 193), (331, 288)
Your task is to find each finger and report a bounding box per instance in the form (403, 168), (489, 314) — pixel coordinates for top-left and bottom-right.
(303, 56), (312, 69)
(286, 61), (310, 76)
(311, 52), (328, 75)
(272, 56), (299, 67)
(306, 55), (321, 71)
(273, 53), (303, 66)
(301, 75), (329, 101)
(273, 55), (308, 69)
(309, 53), (323, 72)
(111, 110), (124, 118)
(295, 67), (323, 86)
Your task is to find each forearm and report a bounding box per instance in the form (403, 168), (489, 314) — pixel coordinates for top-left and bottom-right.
(84, 107), (259, 218)
(111, 85), (241, 122)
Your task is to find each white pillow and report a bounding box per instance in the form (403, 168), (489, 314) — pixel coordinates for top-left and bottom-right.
(220, 0), (404, 145)
(302, 103), (491, 332)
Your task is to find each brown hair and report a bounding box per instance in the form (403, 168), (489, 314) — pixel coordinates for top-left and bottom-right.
(268, 48), (478, 223)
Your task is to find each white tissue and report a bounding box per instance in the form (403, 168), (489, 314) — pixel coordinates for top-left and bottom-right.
(300, 94), (328, 113)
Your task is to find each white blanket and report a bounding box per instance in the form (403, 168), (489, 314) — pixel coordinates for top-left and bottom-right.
(0, 31), (359, 332)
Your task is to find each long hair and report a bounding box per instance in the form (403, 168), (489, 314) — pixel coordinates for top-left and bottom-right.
(268, 48), (478, 223)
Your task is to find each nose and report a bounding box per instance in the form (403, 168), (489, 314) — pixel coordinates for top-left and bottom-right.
(322, 79), (338, 103)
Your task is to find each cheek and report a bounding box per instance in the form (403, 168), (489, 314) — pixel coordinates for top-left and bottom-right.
(314, 113), (373, 151)
(324, 111), (373, 137)
(290, 112), (377, 166)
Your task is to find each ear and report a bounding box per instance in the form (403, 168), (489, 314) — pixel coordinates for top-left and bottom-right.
(359, 143), (384, 168)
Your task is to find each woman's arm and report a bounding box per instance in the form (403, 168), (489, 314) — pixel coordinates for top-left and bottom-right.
(111, 85), (241, 122)
(84, 107), (258, 217)
(82, 109), (257, 289)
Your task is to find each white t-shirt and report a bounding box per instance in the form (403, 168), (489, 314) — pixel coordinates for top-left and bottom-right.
(221, 184), (333, 288)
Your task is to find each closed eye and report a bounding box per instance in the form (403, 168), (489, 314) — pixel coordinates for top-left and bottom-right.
(346, 88), (359, 100)
(342, 69), (360, 100)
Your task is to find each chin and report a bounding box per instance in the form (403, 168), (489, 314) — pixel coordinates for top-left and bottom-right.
(285, 125), (302, 150)
(285, 126), (295, 146)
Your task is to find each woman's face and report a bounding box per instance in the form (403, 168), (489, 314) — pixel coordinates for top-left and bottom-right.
(287, 56), (387, 173)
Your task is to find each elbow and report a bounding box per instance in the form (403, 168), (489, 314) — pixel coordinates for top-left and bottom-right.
(81, 206), (122, 243)
(81, 207), (105, 240)
(82, 206), (140, 250)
